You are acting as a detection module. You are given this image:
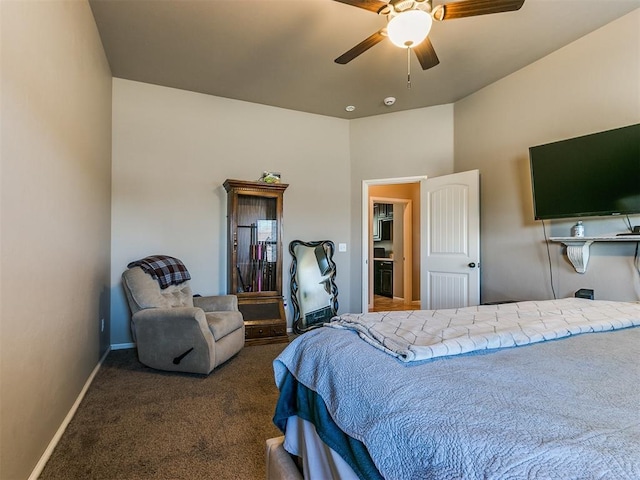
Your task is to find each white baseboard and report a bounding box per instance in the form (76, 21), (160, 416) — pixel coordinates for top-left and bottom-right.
(111, 342), (135, 350)
(28, 347), (111, 480)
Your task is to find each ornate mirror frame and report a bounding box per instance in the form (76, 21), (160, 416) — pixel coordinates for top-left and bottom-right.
(289, 240), (339, 334)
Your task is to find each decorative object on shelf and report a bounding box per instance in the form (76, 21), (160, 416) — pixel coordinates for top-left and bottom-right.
(289, 240), (339, 334)
(224, 179), (289, 345)
(572, 221), (584, 237)
(258, 171), (281, 184)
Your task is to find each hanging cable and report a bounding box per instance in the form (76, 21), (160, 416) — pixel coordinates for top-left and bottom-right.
(542, 220), (557, 299)
(406, 46), (411, 89)
(624, 214), (633, 232)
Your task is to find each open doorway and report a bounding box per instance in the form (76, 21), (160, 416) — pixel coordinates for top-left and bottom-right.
(362, 171), (481, 314)
(363, 177), (424, 313)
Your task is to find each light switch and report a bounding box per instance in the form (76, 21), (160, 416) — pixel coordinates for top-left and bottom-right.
(338, 243), (347, 252)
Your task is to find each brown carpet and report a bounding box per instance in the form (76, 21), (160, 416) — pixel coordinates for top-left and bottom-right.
(39, 341), (289, 480)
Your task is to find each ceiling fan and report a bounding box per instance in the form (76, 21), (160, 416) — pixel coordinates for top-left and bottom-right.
(334, 0), (525, 70)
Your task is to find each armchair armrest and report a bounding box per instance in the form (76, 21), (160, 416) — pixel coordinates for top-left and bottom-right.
(193, 294), (238, 312)
(131, 307), (216, 374)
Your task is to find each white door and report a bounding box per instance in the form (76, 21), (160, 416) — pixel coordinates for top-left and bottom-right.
(420, 170), (480, 309)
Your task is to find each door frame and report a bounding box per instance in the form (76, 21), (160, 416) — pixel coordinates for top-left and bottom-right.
(362, 176), (427, 313)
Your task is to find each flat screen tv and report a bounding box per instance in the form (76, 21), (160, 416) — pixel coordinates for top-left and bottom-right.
(529, 123), (640, 220)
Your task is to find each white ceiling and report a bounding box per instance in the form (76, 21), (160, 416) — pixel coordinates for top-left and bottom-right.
(89, 0), (640, 119)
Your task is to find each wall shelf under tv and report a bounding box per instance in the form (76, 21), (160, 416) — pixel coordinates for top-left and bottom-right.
(550, 235), (640, 273)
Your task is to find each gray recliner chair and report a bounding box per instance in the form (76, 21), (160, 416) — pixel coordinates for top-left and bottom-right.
(122, 266), (245, 375)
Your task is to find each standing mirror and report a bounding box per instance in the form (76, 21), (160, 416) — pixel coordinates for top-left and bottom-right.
(289, 240), (338, 333)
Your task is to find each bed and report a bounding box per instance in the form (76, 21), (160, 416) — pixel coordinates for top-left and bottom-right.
(270, 297), (640, 480)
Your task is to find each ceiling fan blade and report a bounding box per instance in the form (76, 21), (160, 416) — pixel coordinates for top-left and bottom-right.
(438, 0), (525, 20)
(413, 38), (440, 70)
(335, 30), (386, 64)
(332, 0), (389, 14)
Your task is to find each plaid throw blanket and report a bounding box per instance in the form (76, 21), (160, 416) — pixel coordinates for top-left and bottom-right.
(127, 255), (191, 289)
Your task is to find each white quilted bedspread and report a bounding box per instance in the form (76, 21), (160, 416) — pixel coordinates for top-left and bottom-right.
(329, 298), (640, 362)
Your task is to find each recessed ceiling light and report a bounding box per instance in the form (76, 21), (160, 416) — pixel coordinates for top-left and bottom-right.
(345, 105), (356, 112)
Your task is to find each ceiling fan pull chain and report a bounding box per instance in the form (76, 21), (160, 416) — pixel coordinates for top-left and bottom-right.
(406, 47), (411, 89)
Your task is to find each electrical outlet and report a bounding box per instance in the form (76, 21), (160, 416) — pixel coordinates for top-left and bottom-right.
(338, 243), (347, 252)
(101, 318), (105, 332)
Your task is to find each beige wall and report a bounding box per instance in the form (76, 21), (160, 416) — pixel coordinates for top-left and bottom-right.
(111, 79), (351, 344)
(110, 85), (455, 341)
(0, 1), (112, 479)
(455, 10), (640, 303)
(348, 105), (455, 311)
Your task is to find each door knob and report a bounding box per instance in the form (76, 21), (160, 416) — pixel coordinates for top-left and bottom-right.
(468, 262), (476, 268)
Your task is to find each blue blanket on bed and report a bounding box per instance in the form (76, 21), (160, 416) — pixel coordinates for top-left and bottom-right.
(273, 370), (381, 480)
(274, 323), (640, 479)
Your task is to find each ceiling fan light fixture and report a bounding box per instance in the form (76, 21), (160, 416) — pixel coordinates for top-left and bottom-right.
(387, 9), (432, 48)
